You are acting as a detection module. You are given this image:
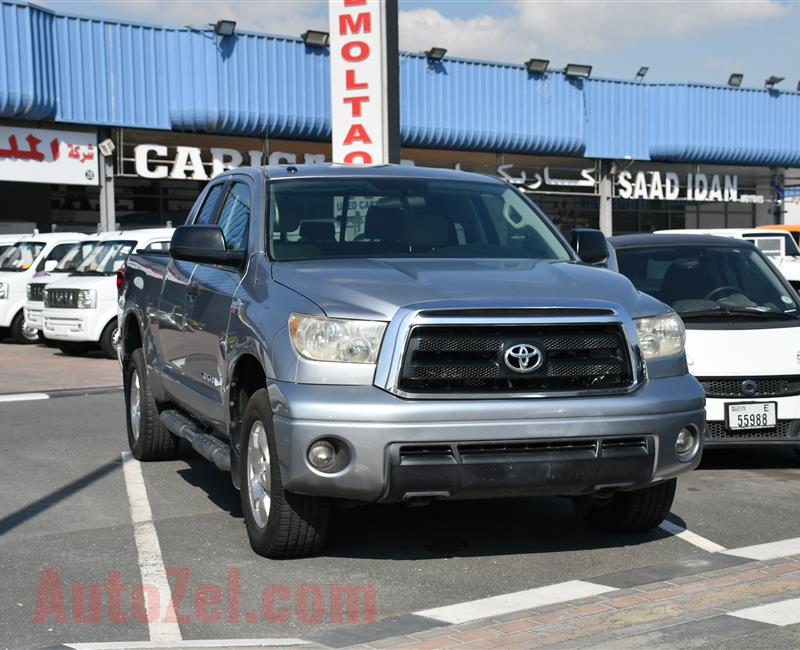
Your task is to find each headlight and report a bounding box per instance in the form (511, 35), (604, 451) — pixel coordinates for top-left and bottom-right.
(634, 313), (685, 359)
(76, 289), (97, 309)
(0, 282), (7, 299)
(289, 313), (386, 363)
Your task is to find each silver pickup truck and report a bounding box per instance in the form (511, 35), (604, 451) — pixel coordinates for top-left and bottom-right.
(119, 164), (705, 558)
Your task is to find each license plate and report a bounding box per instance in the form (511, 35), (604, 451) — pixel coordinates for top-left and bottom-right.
(725, 402), (777, 430)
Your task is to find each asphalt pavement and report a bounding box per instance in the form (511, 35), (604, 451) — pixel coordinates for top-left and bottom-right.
(1, 389), (799, 649)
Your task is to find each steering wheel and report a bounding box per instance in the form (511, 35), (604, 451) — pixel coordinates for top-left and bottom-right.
(704, 286), (742, 301)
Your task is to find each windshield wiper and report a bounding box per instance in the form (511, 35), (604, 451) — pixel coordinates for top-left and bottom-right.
(679, 308), (799, 320)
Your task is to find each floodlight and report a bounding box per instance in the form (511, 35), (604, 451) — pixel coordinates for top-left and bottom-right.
(635, 66), (648, 81)
(525, 58), (549, 74)
(564, 63), (592, 78)
(765, 75), (785, 89)
(728, 73), (743, 87)
(214, 20), (236, 37)
(302, 30), (329, 47)
(425, 47), (447, 63)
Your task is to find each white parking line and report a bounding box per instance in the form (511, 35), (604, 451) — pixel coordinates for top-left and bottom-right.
(121, 451), (182, 642)
(64, 639), (310, 649)
(723, 537), (800, 561)
(0, 392), (50, 403)
(415, 580), (616, 624)
(659, 520), (727, 553)
(729, 597), (800, 627)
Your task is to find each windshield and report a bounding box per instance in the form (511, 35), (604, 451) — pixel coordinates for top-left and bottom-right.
(53, 240), (98, 272)
(0, 241), (45, 272)
(616, 244), (800, 319)
(75, 240), (136, 275)
(267, 178), (572, 262)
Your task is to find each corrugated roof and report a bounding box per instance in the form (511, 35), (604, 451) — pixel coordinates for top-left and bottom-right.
(2, 0), (800, 166)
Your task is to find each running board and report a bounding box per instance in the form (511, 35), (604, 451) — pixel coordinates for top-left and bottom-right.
(159, 410), (231, 471)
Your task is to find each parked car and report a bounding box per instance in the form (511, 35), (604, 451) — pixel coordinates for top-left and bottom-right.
(609, 233), (800, 459)
(657, 228), (800, 290)
(0, 232), (83, 343)
(756, 224), (800, 246)
(24, 233), (112, 337)
(119, 164), (705, 558)
(42, 228), (173, 357)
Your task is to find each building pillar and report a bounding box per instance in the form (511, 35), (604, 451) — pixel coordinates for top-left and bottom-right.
(598, 160), (613, 235)
(98, 153), (115, 232)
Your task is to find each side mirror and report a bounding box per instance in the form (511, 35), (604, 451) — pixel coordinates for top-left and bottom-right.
(43, 260), (58, 272)
(170, 225), (245, 267)
(569, 228), (609, 265)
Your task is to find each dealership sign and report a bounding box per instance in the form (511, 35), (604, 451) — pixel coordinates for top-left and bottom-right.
(0, 126), (98, 185)
(328, 0), (390, 164)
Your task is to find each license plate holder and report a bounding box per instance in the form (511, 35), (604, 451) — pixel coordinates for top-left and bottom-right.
(725, 401), (777, 430)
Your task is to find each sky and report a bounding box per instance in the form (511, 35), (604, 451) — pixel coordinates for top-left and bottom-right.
(38, 0), (800, 89)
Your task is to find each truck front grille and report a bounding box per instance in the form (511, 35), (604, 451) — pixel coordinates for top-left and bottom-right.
(27, 283), (46, 302)
(44, 288), (79, 309)
(398, 324), (633, 394)
(698, 376), (800, 399)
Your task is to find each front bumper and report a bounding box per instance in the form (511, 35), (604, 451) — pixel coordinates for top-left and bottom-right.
(704, 396), (800, 447)
(42, 308), (92, 341)
(267, 374), (706, 503)
(24, 302), (43, 330)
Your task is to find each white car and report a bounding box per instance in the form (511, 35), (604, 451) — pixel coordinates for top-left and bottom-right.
(611, 233), (800, 459)
(24, 232), (122, 336)
(656, 228), (800, 290)
(42, 228), (173, 357)
(0, 232), (84, 343)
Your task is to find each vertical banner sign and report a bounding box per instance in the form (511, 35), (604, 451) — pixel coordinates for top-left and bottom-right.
(329, 0), (397, 164)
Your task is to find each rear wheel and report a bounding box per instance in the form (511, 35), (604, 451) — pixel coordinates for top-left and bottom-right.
(240, 389), (330, 558)
(576, 478), (676, 533)
(100, 319), (119, 359)
(10, 311), (40, 344)
(125, 349), (179, 461)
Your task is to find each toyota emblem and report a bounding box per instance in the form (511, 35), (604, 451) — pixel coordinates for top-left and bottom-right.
(741, 379), (758, 397)
(504, 343), (543, 374)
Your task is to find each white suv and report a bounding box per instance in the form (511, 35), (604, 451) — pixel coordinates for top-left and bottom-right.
(24, 233), (121, 337)
(0, 232), (84, 343)
(42, 228), (173, 357)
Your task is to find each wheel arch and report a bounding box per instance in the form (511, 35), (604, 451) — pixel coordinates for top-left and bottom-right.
(228, 353), (268, 488)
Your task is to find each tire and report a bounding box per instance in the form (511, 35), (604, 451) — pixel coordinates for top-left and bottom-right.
(100, 319), (119, 359)
(125, 348), (179, 461)
(240, 388), (330, 558)
(794, 448), (800, 462)
(10, 311), (40, 344)
(576, 478), (677, 533)
(56, 341), (92, 355)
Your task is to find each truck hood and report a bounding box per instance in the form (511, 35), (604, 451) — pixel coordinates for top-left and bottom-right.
(686, 325), (800, 376)
(272, 258), (664, 321)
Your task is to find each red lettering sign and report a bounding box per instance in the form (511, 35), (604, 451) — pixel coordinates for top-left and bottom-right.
(344, 151), (373, 164)
(342, 41), (369, 62)
(342, 124), (372, 146)
(345, 69), (368, 90)
(343, 96), (370, 118)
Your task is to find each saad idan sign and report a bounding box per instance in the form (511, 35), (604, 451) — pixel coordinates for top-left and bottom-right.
(0, 125), (98, 185)
(328, 0), (393, 164)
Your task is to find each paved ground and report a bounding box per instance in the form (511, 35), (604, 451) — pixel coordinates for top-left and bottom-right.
(1, 390), (799, 649)
(0, 340), (121, 394)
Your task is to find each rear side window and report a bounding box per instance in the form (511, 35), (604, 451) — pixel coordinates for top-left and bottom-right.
(142, 240), (170, 252)
(217, 182), (250, 251)
(194, 183), (226, 225)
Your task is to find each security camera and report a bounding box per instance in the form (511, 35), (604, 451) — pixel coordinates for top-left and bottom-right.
(98, 138), (116, 157)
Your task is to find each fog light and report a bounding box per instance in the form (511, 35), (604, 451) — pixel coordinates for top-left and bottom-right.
(308, 440), (336, 470)
(675, 427), (698, 460)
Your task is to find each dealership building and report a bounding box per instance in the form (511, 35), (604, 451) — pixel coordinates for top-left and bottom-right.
(2, 0), (800, 235)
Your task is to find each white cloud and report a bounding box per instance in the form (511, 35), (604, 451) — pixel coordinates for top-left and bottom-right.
(397, 0), (789, 63)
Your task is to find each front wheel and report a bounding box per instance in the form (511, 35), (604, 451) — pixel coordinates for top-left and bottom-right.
(10, 311), (40, 344)
(125, 349), (179, 461)
(576, 478), (676, 533)
(100, 319), (119, 359)
(240, 389), (330, 558)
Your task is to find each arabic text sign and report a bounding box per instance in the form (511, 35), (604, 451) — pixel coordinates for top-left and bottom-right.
(0, 126), (98, 186)
(329, 0), (389, 164)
